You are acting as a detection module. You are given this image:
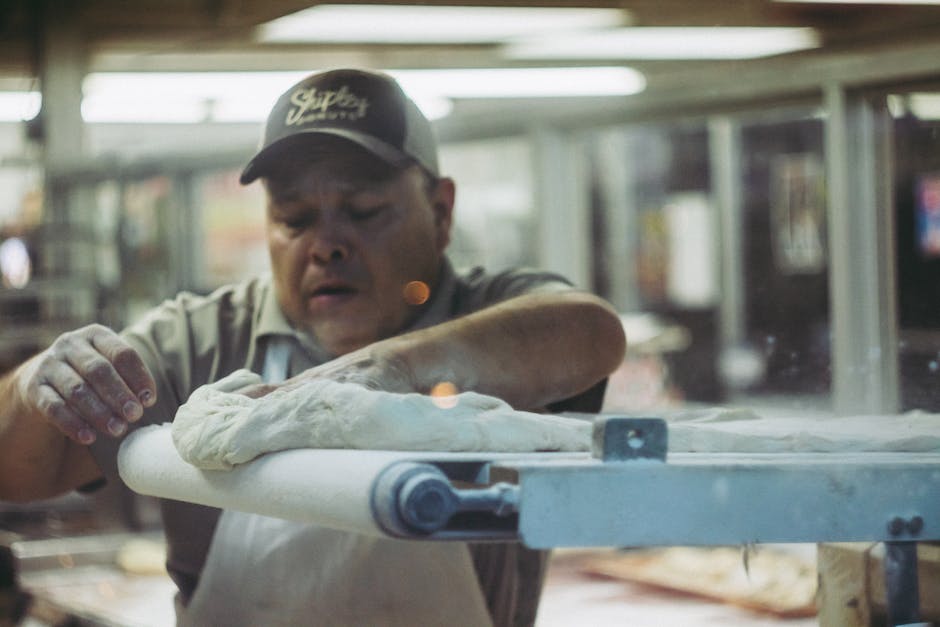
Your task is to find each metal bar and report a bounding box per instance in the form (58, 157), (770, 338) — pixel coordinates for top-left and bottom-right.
(825, 83), (900, 415)
(511, 453), (940, 548)
(884, 541), (922, 626)
(708, 116), (746, 353)
(531, 127), (591, 289)
(591, 128), (640, 312)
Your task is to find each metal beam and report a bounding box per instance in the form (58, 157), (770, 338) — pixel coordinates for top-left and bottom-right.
(709, 116), (745, 351)
(531, 127), (591, 289)
(824, 83), (899, 415)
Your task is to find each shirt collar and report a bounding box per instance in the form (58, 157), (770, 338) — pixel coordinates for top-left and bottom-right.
(256, 274), (295, 338)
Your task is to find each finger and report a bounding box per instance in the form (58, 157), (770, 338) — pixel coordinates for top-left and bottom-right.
(88, 328), (157, 408)
(63, 341), (142, 425)
(35, 383), (97, 444)
(61, 337), (142, 427)
(44, 360), (128, 438)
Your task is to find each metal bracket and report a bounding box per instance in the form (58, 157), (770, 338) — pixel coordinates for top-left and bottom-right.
(592, 416), (667, 461)
(884, 512), (927, 627)
(372, 462), (520, 537)
(884, 541), (923, 627)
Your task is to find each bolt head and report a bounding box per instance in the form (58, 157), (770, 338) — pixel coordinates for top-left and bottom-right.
(888, 516), (905, 536)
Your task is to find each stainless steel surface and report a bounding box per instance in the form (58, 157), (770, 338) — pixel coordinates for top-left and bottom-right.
(12, 533), (175, 627)
(510, 451), (940, 548)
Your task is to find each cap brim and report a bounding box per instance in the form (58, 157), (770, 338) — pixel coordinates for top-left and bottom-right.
(239, 128), (414, 185)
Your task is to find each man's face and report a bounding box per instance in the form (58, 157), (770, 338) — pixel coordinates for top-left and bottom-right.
(264, 143), (453, 356)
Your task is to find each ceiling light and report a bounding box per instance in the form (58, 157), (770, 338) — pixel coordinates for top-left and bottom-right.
(81, 72), (455, 123)
(257, 4), (627, 44)
(0, 92), (41, 122)
(909, 93), (940, 120)
(889, 93), (940, 120)
(82, 72), (306, 123)
(504, 27), (820, 60)
(391, 67), (645, 99)
(42, 66), (641, 125)
(776, 0), (940, 4)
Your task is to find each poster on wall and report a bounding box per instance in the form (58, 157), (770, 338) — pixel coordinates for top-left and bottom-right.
(916, 172), (940, 259)
(769, 153), (827, 274)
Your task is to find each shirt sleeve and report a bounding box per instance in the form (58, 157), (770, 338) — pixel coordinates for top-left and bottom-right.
(453, 266), (575, 314)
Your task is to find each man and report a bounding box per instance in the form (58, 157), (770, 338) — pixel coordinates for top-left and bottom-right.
(0, 69), (625, 625)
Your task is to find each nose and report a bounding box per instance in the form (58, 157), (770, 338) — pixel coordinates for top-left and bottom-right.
(307, 216), (350, 264)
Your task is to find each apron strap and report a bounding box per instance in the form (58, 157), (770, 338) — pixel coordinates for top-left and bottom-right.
(262, 336), (293, 384)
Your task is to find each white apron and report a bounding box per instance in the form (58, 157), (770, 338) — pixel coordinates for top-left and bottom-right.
(177, 339), (493, 627)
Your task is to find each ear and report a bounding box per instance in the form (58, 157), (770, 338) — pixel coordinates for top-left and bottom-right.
(429, 177), (455, 252)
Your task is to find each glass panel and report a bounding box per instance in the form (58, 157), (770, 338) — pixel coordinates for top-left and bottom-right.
(590, 122), (718, 410)
(120, 176), (177, 321)
(192, 168), (268, 290)
(0, 165), (43, 373)
(0, 166), (42, 289)
(592, 111), (830, 411)
(889, 89), (940, 410)
(739, 115), (829, 399)
(439, 137), (537, 271)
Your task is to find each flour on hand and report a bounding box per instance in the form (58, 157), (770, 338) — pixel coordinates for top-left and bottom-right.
(172, 369), (591, 470)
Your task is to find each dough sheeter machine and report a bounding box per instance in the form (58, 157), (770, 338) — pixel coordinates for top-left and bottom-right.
(119, 416), (940, 626)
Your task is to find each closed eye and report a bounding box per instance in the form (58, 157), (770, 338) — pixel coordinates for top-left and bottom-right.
(282, 216), (312, 230)
(347, 204), (389, 221)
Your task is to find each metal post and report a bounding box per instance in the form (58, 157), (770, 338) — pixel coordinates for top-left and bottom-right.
(592, 128), (640, 312)
(883, 541), (922, 626)
(824, 83), (900, 416)
(531, 127), (591, 289)
(708, 116), (745, 350)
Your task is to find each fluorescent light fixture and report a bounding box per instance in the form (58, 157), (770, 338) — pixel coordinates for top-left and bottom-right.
(910, 93), (940, 120)
(78, 68), (640, 124)
(889, 93), (940, 120)
(258, 4), (627, 44)
(82, 72), (453, 123)
(82, 72), (306, 123)
(0, 91), (41, 122)
(505, 27), (820, 60)
(776, 0), (940, 4)
(391, 67), (645, 98)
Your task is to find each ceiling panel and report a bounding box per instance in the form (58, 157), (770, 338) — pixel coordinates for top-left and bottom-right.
(2, 0), (940, 79)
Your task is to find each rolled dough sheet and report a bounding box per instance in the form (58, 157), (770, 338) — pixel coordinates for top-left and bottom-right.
(171, 369), (592, 470)
(664, 407), (940, 453)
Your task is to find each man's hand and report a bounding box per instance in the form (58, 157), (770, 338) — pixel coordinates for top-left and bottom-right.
(13, 324), (157, 444)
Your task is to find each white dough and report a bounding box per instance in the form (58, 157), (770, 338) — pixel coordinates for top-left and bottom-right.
(663, 406), (940, 454)
(172, 369), (590, 470)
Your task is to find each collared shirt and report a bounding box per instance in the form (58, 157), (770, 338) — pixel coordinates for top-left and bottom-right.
(88, 258), (588, 626)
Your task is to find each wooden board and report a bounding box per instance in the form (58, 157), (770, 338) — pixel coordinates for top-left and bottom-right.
(579, 546), (818, 618)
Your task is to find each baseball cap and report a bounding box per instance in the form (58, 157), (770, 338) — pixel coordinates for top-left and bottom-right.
(239, 68), (439, 184)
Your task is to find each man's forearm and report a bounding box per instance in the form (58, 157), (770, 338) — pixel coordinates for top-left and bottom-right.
(383, 291), (625, 411)
(0, 363), (97, 502)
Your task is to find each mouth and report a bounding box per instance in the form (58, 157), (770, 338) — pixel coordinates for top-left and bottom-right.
(312, 284), (356, 297)
(308, 281), (358, 307)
